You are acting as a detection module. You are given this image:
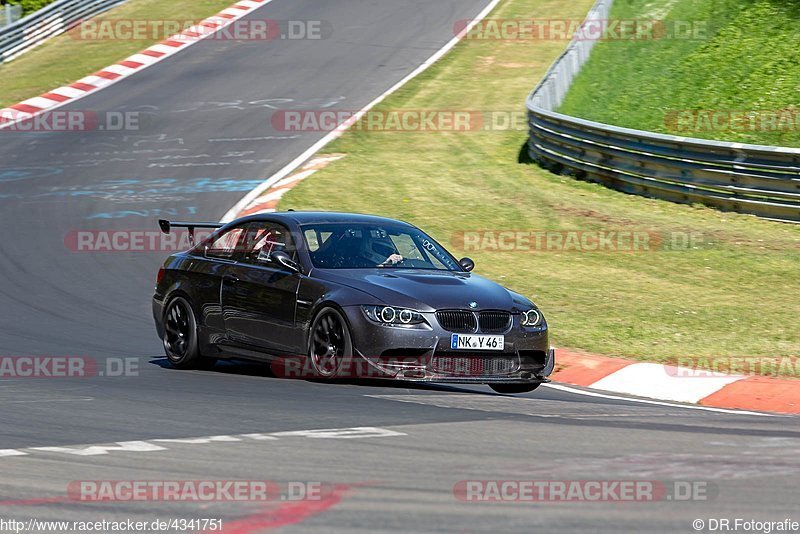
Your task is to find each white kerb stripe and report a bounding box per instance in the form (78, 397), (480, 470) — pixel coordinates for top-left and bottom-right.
(125, 53), (161, 65)
(236, 0), (263, 8)
(75, 75), (105, 87)
(102, 64), (137, 76)
(19, 97), (60, 109)
(589, 363), (746, 404)
(147, 44), (182, 55)
(220, 7), (248, 16)
(48, 86), (87, 99)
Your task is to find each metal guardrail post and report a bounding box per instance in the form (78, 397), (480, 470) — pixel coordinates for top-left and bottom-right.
(1, 4), (22, 28)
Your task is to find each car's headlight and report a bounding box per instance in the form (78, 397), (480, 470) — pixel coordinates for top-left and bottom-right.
(363, 305), (425, 325)
(521, 309), (543, 327)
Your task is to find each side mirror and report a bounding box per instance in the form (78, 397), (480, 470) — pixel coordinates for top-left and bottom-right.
(459, 257), (475, 272)
(271, 250), (301, 274)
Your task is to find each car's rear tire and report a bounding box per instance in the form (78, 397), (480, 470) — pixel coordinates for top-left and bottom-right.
(163, 296), (216, 370)
(308, 307), (352, 378)
(489, 383), (541, 394)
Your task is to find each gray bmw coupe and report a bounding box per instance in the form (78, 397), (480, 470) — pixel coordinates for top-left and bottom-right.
(153, 212), (554, 394)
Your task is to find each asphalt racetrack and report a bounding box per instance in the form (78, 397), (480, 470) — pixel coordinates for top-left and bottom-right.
(0, 0), (798, 532)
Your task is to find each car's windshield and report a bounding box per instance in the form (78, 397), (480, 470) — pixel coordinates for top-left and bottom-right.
(302, 222), (461, 270)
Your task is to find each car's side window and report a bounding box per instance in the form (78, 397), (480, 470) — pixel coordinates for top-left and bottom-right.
(242, 222), (296, 266)
(204, 226), (246, 260)
(304, 229), (333, 252)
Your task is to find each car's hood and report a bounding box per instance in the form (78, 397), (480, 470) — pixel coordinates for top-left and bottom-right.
(313, 268), (532, 312)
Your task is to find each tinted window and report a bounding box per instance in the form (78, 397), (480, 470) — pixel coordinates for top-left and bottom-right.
(204, 226), (245, 260)
(304, 229), (333, 252)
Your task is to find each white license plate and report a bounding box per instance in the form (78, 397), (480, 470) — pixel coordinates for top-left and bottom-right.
(450, 334), (504, 351)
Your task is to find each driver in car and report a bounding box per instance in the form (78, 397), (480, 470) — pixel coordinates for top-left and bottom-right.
(357, 229), (404, 267)
(380, 253), (404, 266)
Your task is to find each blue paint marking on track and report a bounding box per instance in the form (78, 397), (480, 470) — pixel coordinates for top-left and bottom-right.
(0, 167), (63, 182)
(2, 178), (268, 200)
(88, 207), (199, 219)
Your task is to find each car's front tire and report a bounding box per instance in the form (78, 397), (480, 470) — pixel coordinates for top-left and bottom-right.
(489, 383), (541, 394)
(163, 296), (216, 370)
(308, 307), (352, 378)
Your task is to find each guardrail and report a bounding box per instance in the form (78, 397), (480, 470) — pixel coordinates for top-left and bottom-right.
(525, 0), (800, 223)
(0, 0), (126, 64)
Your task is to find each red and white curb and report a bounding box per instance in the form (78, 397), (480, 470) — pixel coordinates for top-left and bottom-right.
(0, 0), (275, 130)
(233, 154), (345, 217)
(552, 350), (800, 415)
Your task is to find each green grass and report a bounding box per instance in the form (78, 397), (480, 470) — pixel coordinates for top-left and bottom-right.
(0, 0), (235, 108)
(559, 0), (800, 147)
(280, 0), (800, 367)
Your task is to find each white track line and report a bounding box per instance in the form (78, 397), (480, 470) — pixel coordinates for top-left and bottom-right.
(221, 0), (503, 222)
(0, 427), (404, 459)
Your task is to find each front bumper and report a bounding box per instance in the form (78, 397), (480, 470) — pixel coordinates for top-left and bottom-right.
(341, 306), (554, 384)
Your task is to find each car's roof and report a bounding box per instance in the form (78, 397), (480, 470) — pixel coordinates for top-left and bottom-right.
(234, 211), (415, 227)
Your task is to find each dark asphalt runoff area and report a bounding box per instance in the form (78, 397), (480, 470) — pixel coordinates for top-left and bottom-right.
(0, 0), (798, 532)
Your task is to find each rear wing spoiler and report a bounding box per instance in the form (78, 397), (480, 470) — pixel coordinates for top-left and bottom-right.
(158, 219), (224, 246)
